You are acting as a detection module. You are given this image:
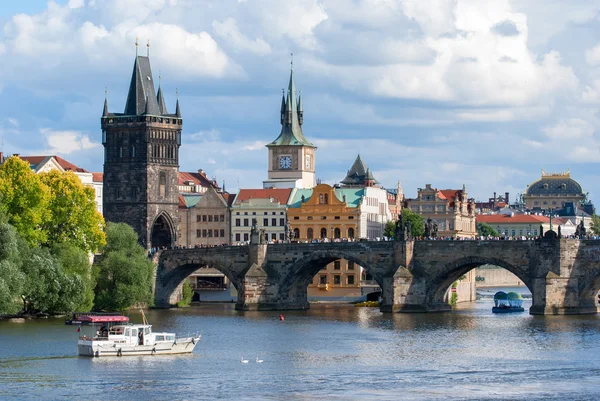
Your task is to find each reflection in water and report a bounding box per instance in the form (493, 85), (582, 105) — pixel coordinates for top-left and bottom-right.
(1, 302), (600, 400)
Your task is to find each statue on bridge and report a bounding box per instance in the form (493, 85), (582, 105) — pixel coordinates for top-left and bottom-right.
(575, 220), (586, 238)
(425, 218), (437, 239)
(286, 221), (294, 243)
(395, 214), (412, 241)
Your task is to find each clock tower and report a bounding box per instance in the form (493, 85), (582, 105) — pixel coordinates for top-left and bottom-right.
(263, 63), (316, 189)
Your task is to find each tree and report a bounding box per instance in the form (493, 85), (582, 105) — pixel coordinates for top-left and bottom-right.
(402, 209), (425, 238)
(40, 170), (106, 253)
(590, 215), (600, 236)
(21, 248), (83, 314)
(177, 280), (194, 307)
(477, 222), (499, 237)
(0, 223), (25, 314)
(94, 223), (155, 311)
(384, 221), (396, 239)
(0, 157), (50, 246)
(51, 243), (95, 311)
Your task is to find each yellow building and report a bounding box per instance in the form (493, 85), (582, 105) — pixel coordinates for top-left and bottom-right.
(288, 184), (362, 300)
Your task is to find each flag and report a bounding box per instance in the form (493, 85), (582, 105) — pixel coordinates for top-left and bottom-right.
(77, 326), (81, 333)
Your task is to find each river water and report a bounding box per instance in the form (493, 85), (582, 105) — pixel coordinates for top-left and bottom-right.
(1, 298), (600, 400)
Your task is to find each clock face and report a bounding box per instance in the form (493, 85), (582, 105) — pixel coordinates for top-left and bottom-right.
(279, 156), (292, 169)
(305, 155), (311, 169)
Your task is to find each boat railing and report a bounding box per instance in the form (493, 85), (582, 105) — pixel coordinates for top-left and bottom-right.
(176, 331), (201, 340)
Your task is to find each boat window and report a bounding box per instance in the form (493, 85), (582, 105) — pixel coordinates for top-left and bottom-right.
(155, 335), (165, 341)
(124, 328), (130, 337)
(131, 329), (138, 337)
(166, 335), (175, 341)
(144, 327), (151, 335)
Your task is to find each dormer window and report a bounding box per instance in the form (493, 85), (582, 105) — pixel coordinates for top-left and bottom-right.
(543, 183), (548, 189)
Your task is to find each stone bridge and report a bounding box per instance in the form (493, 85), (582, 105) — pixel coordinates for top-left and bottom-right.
(155, 239), (600, 315)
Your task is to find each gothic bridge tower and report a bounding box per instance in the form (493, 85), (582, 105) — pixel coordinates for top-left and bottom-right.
(101, 46), (181, 249)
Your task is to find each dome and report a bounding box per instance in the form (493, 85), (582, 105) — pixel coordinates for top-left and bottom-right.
(524, 175), (583, 196)
(507, 292), (523, 300)
(494, 291), (508, 300)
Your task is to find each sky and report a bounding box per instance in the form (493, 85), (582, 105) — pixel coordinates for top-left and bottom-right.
(1, 0), (600, 203)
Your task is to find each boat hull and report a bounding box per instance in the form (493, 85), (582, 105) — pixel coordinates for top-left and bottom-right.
(78, 337), (200, 357)
(492, 307), (525, 313)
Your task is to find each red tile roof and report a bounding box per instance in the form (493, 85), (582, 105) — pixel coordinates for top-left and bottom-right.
(221, 193), (236, 206)
(92, 172), (103, 182)
(476, 214), (550, 224)
(178, 171), (218, 188)
(439, 189), (459, 200)
(19, 155), (88, 173)
(178, 194), (186, 209)
(235, 188), (292, 205)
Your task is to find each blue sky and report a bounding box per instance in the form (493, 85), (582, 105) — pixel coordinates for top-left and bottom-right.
(1, 0), (600, 204)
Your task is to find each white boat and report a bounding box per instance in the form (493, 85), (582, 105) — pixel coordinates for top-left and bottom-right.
(77, 313), (200, 357)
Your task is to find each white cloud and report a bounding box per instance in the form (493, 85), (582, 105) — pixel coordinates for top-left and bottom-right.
(543, 118), (595, 139)
(585, 43), (600, 66)
(68, 0), (85, 9)
(213, 18), (271, 55)
(42, 128), (101, 154)
(243, 141), (267, 151)
(581, 80), (600, 103)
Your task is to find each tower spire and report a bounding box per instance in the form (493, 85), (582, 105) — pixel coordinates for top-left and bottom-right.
(103, 87), (109, 117)
(147, 39), (150, 57)
(156, 71), (167, 115)
(175, 88), (181, 117)
(280, 88), (286, 125)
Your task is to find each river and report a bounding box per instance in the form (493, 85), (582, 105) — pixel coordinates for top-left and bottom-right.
(1, 299), (600, 400)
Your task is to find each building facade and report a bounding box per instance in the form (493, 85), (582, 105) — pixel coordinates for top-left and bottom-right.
(523, 170), (587, 212)
(231, 188), (292, 244)
(476, 214), (551, 238)
(406, 184), (477, 238)
(263, 65), (316, 189)
(101, 52), (182, 249)
(287, 184), (362, 300)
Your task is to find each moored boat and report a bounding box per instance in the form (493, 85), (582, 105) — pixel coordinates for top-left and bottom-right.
(77, 312), (200, 357)
(492, 291), (525, 313)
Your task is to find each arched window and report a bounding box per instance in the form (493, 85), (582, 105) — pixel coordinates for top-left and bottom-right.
(324, 194), (328, 204)
(334, 228), (341, 239)
(307, 228), (313, 239)
(159, 172), (167, 198)
(319, 194), (324, 204)
(293, 228), (300, 239)
(348, 228), (355, 238)
(320, 228), (327, 239)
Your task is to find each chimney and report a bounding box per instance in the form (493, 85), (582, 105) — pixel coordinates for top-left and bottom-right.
(13, 153), (19, 157)
(505, 192), (509, 204)
(198, 169), (206, 177)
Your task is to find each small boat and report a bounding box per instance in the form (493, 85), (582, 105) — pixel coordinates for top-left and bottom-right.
(66, 312), (129, 325)
(77, 311), (200, 357)
(492, 291), (525, 313)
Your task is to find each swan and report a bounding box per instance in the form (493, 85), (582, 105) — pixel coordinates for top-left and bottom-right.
(256, 357), (264, 363)
(240, 356), (249, 364)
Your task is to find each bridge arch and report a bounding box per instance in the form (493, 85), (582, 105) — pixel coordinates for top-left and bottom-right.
(156, 253), (244, 306)
(277, 250), (384, 307)
(577, 265), (600, 312)
(428, 256), (533, 305)
(150, 211), (176, 249)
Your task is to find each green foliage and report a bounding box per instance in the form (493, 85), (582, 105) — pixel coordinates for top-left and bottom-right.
(0, 223), (25, 314)
(402, 209), (425, 238)
(384, 221), (396, 239)
(40, 170), (106, 253)
(450, 292), (458, 307)
(590, 215), (600, 236)
(0, 157), (50, 246)
(477, 222), (499, 237)
(94, 223), (155, 311)
(177, 280), (194, 307)
(51, 243), (95, 311)
(22, 248), (83, 314)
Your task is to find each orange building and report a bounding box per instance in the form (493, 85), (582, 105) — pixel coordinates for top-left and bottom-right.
(288, 184), (362, 300)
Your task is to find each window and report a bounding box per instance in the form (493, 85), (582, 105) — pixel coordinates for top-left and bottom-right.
(202, 229), (207, 237)
(280, 219), (285, 226)
(243, 233), (249, 242)
(308, 216), (313, 220)
(236, 212), (240, 215)
(196, 230), (201, 238)
(334, 228), (341, 239)
(214, 215), (218, 221)
(203, 215), (207, 222)
(347, 275), (355, 285)
(244, 212), (248, 215)
(319, 194), (324, 204)
(319, 275), (327, 285)
(159, 172), (166, 198)
(307, 228), (314, 239)
(208, 230), (213, 237)
(279, 233), (285, 241)
(131, 146), (136, 158)
(320, 228), (327, 238)
(293, 216), (299, 220)
(333, 275), (341, 285)
(252, 212), (256, 215)
(348, 228), (355, 238)
(272, 218), (277, 226)
(271, 233), (277, 241)
(272, 212), (276, 215)
(264, 212), (268, 215)
(334, 261), (341, 270)
(321, 216), (326, 220)
(348, 261), (355, 270)
(197, 215), (202, 222)
(235, 233), (241, 242)
(334, 216), (340, 220)
(220, 229), (225, 238)
(208, 215), (213, 222)
(263, 218), (269, 226)
(511, 230), (516, 237)
(244, 219), (249, 227)
(348, 216), (354, 220)
(235, 219), (241, 227)
(220, 215), (225, 222)
(293, 228), (299, 239)
(324, 194), (328, 204)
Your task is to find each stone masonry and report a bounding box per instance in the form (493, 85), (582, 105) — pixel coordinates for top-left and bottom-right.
(154, 239), (600, 315)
